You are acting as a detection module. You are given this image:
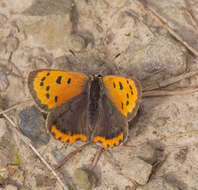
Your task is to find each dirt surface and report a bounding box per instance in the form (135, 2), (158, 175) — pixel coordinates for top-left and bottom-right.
(1, 0), (198, 190)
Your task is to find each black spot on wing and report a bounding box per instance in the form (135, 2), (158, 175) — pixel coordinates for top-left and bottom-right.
(113, 82), (116, 88)
(46, 86), (50, 91)
(126, 93), (129, 98)
(126, 101), (129, 106)
(56, 76), (62, 84)
(46, 93), (50, 99)
(67, 78), (71, 84)
(119, 82), (123, 90)
(121, 102), (124, 110)
(55, 96), (58, 103)
(46, 72), (50, 76)
(41, 76), (46, 81)
(40, 82), (44, 86)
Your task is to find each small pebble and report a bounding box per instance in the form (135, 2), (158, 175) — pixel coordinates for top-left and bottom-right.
(74, 168), (98, 190)
(6, 36), (19, 52)
(121, 157), (152, 185)
(0, 14), (8, 27)
(137, 177), (179, 190)
(68, 35), (86, 52)
(0, 71), (9, 91)
(125, 186), (133, 190)
(35, 174), (56, 187)
(0, 118), (14, 165)
(18, 106), (49, 145)
(0, 118), (7, 138)
(15, 170), (25, 184)
(8, 165), (17, 176)
(0, 42), (6, 53)
(136, 143), (156, 164)
(76, 32), (95, 48)
(4, 185), (18, 190)
(29, 56), (52, 69)
(23, 0), (73, 16)
(0, 165), (8, 181)
(174, 147), (188, 164)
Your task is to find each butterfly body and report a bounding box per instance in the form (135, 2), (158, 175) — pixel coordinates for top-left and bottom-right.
(88, 75), (101, 126)
(28, 70), (141, 148)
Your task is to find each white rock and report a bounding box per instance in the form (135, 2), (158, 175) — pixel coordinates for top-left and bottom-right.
(121, 157), (152, 185)
(6, 36), (19, 52)
(4, 185), (18, 190)
(0, 71), (9, 92)
(136, 143), (156, 164)
(0, 118), (7, 138)
(137, 177), (179, 190)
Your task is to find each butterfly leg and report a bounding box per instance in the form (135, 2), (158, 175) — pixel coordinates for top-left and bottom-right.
(55, 142), (92, 169)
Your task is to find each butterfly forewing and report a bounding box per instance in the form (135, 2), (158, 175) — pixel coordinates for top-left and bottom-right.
(103, 75), (141, 120)
(28, 70), (89, 111)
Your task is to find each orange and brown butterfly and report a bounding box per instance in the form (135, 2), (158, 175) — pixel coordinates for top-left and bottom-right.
(28, 69), (141, 149)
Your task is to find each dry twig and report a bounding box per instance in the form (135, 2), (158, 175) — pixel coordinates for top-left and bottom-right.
(161, 130), (198, 141)
(183, 0), (198, 35)
(143, 70), (198, 91)
(143, 86), (198, 97)
(135, 0), (198, 57)
(142, 70), (198, 98)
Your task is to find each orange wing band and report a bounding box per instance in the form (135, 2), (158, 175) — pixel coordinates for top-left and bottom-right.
(93, 132), (124, 149)
(51, 125), (87, 144)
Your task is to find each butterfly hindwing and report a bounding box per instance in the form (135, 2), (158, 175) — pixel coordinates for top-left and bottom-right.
(103, 75), (141, 120)
(47, 93), (90, 144)
(28, 69), (89, 111)
(92, 94), (128, 148)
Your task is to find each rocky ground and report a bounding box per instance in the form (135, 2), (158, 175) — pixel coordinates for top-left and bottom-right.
(1, 0), (198, 190)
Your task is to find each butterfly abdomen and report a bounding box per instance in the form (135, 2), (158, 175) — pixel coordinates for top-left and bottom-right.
(88, 76), (101, 126)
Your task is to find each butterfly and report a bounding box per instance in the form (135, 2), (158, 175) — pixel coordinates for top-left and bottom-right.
(28, 69), (141, 149)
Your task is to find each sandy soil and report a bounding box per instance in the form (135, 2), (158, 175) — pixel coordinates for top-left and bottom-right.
(1, 0), (198, 190)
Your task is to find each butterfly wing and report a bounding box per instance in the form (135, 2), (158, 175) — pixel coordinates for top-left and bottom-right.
(47, 93), (90, 144)
(92, 94), (128, 148)
(28, 69), (89, 111)
(28, 69), (90, 144)
(102, 75), (141, 120)
(92, 75), (141, 148)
